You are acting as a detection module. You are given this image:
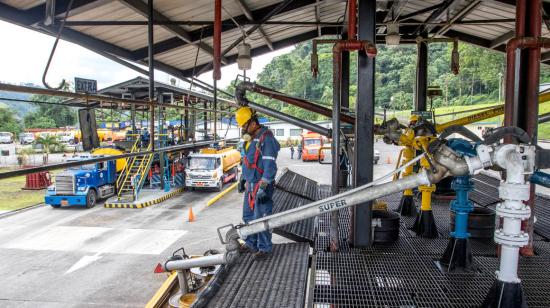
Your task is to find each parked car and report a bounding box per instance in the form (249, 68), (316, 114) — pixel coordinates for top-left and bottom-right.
(0, 132), (14, 144)
(19, 132), (35, 145)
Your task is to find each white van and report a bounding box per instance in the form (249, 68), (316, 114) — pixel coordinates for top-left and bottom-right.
(0, 132), (14, 144)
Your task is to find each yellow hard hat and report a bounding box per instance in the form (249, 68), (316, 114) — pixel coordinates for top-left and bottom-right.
(235, 106), (254, 127)
(409, 114), (419, 122)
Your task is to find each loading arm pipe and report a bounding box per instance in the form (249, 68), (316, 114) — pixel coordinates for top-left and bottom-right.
(235, 84), (331, 136)
(238, 81), (355, 125)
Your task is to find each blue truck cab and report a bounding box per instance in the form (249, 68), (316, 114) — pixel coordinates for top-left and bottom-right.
(45, 158), (117, 208)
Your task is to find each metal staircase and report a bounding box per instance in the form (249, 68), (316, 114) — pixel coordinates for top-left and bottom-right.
(116, 137), (153, 201)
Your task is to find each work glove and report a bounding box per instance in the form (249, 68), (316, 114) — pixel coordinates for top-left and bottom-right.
(255, 181), (269, 203)
(238, 178), (246, 193)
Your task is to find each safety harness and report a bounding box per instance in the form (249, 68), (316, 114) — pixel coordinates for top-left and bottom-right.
(243, 129), (272, 210)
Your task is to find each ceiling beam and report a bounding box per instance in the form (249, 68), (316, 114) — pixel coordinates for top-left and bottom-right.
(119, 0), (227, 64)
(235, 0), (273, 50)
(435, 0), (482, 36)
(445, 29), (493, 48)
(0, 2), (220, 94)
(181, 27), (338, 77)
(490, 30), (515, 48)
(24, 0), (106, 25)
(130, 0), (318, 61)
(415, 0), (461, 36)
(397, 3), (445, 22)
(376, 0), (396, 35)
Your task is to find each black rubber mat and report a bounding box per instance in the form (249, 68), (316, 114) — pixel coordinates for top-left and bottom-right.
(534, 195), (550, 240)
(272, 189), (315, 243)
(206, 243), (309, 308)
(275, 168), (319, 201)
(470, 174), (501, 206)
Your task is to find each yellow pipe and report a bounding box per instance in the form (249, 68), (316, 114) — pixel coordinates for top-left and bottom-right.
(207, 182), (238, 207)
(419, 184), (436, 211)
(436, 91), (550, 132)
(145, 272), (178, 308)
(401, 146), (415, 197)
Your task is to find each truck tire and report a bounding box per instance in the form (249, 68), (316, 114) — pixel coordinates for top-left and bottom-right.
(50, 204), (61, 208)
(86, 189), (97, 209)
(216, 180), (223, 192)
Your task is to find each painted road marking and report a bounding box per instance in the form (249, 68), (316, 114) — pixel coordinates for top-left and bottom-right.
(2, 226), (187, 255)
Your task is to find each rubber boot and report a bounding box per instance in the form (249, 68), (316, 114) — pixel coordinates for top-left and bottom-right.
(396, 193), (416, 216)
(439, 238), (478, 272)
(481, 280), (527, 308)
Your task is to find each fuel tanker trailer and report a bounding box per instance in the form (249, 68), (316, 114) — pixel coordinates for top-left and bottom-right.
(185, 148), (241, 191)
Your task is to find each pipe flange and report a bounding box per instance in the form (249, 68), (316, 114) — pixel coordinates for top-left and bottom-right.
(494, 229), (529, 247)
(495, 203), (531, 220)
(498, 183), (530, 201)
(494, 271), (521, 283)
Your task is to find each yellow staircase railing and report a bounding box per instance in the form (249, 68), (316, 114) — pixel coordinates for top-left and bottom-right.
(116, 137), (141, 192)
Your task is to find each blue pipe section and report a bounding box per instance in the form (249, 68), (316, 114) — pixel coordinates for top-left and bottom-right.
(530, 171), (550, 188)
(447, 139), (476, 240)
(450, 176), (473, 239)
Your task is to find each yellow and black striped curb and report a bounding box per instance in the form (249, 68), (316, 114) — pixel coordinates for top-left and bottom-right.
(104, 187), (185, 209)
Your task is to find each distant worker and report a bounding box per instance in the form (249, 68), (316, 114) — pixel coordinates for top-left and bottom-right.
(236, 106), (281, 261)
(290, 145), (295, 159)
(297, 143), (302, 159)
(141, 128), (150, 148)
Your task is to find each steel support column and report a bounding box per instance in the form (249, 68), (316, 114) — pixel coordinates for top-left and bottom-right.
(148, 0), (155, 152)
(415, 39), (428, 111)
(350, 0), (375, 248)
(503, 0), (541, 256)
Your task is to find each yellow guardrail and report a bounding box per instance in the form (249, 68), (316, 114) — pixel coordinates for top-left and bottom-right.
(207, 182), (238, 207)
(435, 91), (550, 132)
(145, 272), (178, 308)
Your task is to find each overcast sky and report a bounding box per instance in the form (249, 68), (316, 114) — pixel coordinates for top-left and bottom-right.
(0, 20), (293, 90)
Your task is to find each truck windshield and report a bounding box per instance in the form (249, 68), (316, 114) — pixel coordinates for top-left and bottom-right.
(188, 157), (216, 170)
(304, 139), (321, 146)
(0, 132), (11, 137)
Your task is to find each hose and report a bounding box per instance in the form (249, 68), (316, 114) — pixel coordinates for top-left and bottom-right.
(439, 125), (481, 142)
(190, 264), (232, 308)
(482, 126), (530, 145)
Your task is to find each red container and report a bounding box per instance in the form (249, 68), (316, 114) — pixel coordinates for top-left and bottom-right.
(23, 171), (52, 190)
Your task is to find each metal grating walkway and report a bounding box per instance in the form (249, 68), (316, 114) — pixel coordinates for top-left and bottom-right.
(310, 190), (550, 307)
(206, 243), (310, 308)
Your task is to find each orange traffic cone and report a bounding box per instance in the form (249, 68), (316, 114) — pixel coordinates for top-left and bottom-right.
(386, 156), (392, 164)
(188, 207), (195, 222)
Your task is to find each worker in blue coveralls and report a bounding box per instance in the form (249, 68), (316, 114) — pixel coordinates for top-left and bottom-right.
(236, 106), (280, 261)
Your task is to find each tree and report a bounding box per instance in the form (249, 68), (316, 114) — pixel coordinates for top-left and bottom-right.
(0, 107), (23, 134)
(24, 94), (77, 128)
(35, 134), (59, 164)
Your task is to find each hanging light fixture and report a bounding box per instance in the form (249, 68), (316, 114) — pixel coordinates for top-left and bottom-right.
(237, 43), (252, 71)
(385, 23), (400, 46)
